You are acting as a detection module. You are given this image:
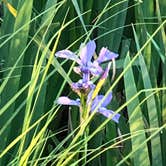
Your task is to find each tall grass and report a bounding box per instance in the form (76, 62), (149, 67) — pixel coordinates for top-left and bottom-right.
(0, 0), (166, 165)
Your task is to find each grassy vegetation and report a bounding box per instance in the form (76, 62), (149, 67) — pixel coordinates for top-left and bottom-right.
(0, 0), (166, 165)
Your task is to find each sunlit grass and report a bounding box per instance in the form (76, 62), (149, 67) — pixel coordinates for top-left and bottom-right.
(0, 0), (166, 165)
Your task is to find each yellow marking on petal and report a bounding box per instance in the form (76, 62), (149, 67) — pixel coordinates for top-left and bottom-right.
(93, 52), (97, 60)
(3, 0), (17, 17)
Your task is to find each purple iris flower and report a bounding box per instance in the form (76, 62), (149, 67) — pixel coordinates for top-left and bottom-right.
(71, 61), (111, 95)
(56, 91), (120, 123)
(55, 40), (120, 123)
(55, 40), (118, 83)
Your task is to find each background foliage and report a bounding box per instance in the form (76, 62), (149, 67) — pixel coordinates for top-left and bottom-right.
(0, 0), (166, 165)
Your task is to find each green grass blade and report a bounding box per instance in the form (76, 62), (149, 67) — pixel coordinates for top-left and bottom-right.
(133, 26), (162, 165)
(124, 53), (150, 166)
(97, 0), (129, 52)
(0, 0), (33, 164)
(71, 0), (87, 33)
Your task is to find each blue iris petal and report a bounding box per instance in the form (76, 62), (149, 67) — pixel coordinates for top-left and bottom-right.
(96, 47), (119, 64)
(98, 107), (120, 123)
(57, 96), (80, 106)
(79, 40), (96, 65)
(55, 50), (80, 64)
(89, 91), (120, 123)
(55, 40), (118, 80)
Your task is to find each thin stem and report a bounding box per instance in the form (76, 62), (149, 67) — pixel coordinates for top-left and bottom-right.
(80, 93), (89, 165)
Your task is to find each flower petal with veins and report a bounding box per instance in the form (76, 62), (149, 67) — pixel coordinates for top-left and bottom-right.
(79, 40), (96, 65)
(98, 107), (120, 123)
(55, 50), (80, 64)
(97, 47), (119, 64)
(57, 96), (80, 106)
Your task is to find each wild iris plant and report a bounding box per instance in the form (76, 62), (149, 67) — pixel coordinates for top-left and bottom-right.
(55, 40), (120, 164)
(55, 40), (120, 123)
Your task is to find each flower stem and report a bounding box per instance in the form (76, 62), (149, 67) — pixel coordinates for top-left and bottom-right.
(80, 93), (89, 165)
(80, 93), (87, 123)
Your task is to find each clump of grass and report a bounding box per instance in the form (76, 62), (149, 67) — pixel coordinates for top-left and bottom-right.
(0, 0), (166, 165)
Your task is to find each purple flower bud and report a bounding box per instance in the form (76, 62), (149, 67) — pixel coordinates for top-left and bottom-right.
(71, 79), (95, 94)
(100, 62), (111, 80)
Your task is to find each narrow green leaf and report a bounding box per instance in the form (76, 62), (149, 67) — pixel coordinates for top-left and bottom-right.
(71, 0), (87, 33)
(124, 53), (150, 166)
(97, 0), (129, 52)
(133, 26), (162, 166)
(0, 0), (33, 164)
(147, 32), (165, 63)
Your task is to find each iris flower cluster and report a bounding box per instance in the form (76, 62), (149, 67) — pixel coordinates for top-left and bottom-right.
(55, 40), (120, 123)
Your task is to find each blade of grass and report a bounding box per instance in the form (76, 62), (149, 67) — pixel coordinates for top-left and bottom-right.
(71, 0), (87, 33)
(17, 2), (67, 160)
(97, 0), (129, 52)
(155, 2), (166, 164)
(0, 0), (33, 164)
(133, 25), (162, 165)
(124, 53), (150, 166)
